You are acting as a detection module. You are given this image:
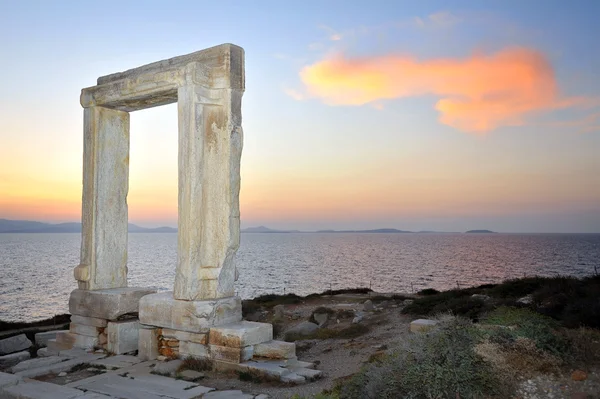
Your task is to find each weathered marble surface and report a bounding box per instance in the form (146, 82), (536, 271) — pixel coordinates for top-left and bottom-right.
(75, 107), (130, 290)
(69, 288), (156, 320)
(76, 43), (245, 304)
(0, 334), (32, 356)
(209, 321), (272, 348)
(81, 44), (244, 111)
(139, 292), (241, 333)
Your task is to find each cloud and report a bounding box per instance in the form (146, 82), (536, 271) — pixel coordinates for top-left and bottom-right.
(283, 87), (306, 101)
(296, 47), (594, 133)
(413, 11), (461, 29)
(318, 24), (343, 41)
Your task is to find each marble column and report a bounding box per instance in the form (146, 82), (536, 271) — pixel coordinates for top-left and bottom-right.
(74, 106), (130, 290)
(174, 85), (243, 300)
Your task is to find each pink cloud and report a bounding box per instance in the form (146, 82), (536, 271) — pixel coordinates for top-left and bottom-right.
(296, 48), (595, 133)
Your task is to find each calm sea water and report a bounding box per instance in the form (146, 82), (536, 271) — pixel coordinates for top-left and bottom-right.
(1, 232), (599, 322)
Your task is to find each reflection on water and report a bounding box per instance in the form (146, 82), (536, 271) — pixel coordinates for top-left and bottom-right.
(1, 232), (599, 321)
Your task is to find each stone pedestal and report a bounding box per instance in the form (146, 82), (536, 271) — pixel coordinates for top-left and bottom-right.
(64, 288), (155, 351)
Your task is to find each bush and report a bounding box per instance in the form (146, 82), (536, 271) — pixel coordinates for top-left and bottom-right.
(403, 290), (491, 320)
(483, 307), (569, 358)
(488, 277), (549, 298)
(417, 288), (439, 296)
(339, 317), (506, 399)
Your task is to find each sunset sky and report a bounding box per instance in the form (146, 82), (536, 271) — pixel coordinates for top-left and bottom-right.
(0, 1), (599, 233)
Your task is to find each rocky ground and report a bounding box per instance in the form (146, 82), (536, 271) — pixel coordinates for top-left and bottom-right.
(1, 288), (599, 398)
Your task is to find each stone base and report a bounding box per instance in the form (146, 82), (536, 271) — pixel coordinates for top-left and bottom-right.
(69, 287), (156, 320)
(138, 292), (242, 333)
(107, 320), (139, 354)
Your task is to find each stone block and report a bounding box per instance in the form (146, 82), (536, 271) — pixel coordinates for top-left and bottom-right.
(209, 321), (272, 348)
(107, 320), (139, 354)
(70, 323), (101, 337)
(47, 338), (72, 352)
(152, 359), (183, 376)
(36, 348), (52, 357)
(69, 287), (156, 320)
(0, 334), (32, 355)
(1, 379), (84, 399)
(10, 356), (66, 373)
(70, 315), (108, 328)
(161, 329), (208, 344)
(178, 369), (204, 381)
(73, 333), (99, 349)
(138, 328), (159, 361)
(210, 345), (253, 363)
(253, 340), (296, 360)
(203, 391), (254, 399)
(34, 330), (67, 347)
(0, 350), (30, 369)
(0, 371), (21, 389)
(139, 292), (241, 333)
(178, 341), (209, 359)
(55, 331), (98, 350)
(409, 319), (438, 333)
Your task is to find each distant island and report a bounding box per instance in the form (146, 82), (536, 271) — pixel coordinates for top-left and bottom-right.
(465, 229), (496, 233)
(0, 219), (176, 234)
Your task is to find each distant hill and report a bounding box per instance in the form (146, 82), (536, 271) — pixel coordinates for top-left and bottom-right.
(465, 229), (496, 233)
(0, 219), (176, 233)
(242, 226), (292, 233)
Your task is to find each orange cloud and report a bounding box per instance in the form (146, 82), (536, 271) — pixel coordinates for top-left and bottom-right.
(298, 48), (591, 133)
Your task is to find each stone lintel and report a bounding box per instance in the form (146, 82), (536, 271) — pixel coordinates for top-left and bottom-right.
(138, 292), (242, 333)
(69, 288), (156, 320)
(81, 43), (244, 111)
(209, 321), (273, 348)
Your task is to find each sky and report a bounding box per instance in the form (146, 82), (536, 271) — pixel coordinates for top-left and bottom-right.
(0, 0), (599, 233)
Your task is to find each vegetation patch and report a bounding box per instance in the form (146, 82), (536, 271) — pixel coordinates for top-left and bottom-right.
(284, 324), (370, 342)
(417, 288), (440, 296)
(177, 356), (212, 372)
(484, 307), (569, 358)
(404, 275), (600, 328)
(338, 317), (506, 399)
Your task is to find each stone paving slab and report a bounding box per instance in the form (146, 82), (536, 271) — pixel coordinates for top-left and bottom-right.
(14, 353), (104, 378)
(89, 355), (142, 369)
(77, 373), (214, 399)
(203, 391), (254, 399)
(0, 372), (21, 389)
(11, 356), (69, 373)
(0, 350), (30, 369)
(1, 379), (86, 399)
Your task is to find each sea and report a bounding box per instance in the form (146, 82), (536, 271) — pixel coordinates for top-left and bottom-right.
(1, 232), (599, 322)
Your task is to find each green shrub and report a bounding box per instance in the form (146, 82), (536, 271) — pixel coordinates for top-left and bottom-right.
(339, 317), (505, 399)
(484, 307), (569, 358)
(488, 277), (548, 298)
(403, 290), (491, 320)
